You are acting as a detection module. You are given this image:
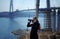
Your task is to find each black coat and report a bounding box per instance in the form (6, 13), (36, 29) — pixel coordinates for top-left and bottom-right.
(27, 20), (40, 39)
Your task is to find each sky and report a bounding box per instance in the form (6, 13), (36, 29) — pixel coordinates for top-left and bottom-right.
(0, 0), (60, 12)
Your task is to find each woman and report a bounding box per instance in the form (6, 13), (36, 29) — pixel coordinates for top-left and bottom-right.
(27, 17), (40, 39)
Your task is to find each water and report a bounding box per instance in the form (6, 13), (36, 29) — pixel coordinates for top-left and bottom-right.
(0, 14), (45, 39)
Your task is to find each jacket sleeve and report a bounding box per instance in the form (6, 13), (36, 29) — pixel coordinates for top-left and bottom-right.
(37, 23), (41, 30)
(27, 22), (32, 27)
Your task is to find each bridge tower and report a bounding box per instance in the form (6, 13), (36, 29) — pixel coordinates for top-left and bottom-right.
(57, 9), (60, 32)
(36, 0), (40, 17)
(10, 0), (13, 12)
(47, 0), (50, 9)
(36, 0), (52, 31)
(9, 0), (13, 18)
(45, 0), (52, 31)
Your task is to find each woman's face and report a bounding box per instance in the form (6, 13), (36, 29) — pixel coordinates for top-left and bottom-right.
(33, 17), (37, 22)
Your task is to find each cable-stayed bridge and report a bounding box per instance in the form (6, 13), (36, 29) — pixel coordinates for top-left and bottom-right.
(0, 7), (60, 17)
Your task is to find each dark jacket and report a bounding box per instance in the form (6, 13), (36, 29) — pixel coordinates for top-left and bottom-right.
(27, 20), (40, 39)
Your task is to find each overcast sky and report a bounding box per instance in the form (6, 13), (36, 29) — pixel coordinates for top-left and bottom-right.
(0, 0), (60, 12)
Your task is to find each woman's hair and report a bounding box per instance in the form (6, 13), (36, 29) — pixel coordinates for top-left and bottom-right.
(33, 16), (38, 20)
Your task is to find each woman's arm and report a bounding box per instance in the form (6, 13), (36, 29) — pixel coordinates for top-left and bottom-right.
(27, 22), (33, 27)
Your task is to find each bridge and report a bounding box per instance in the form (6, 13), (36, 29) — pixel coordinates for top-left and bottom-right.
(0, 0), (60, 32)
(0, 7), (60, 17)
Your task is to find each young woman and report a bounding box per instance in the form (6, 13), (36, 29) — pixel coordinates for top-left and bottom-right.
(27, 17), (40, 39)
